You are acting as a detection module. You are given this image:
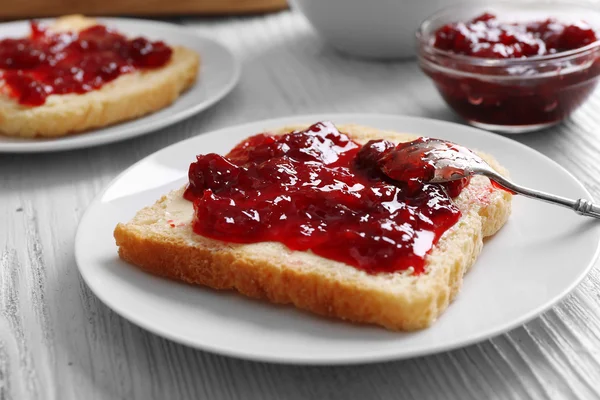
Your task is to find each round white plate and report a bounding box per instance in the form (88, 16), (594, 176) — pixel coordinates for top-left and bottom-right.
(75, 114), (600, 365)
(0, 18), (239, 153)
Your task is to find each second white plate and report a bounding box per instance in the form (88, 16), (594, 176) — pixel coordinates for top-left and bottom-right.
(75, 114), (600, 365)
(0, 18), (240, 153)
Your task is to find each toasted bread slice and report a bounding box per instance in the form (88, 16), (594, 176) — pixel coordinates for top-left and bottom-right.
(114, 124), (512, 331)
(0, 15), (200, 138)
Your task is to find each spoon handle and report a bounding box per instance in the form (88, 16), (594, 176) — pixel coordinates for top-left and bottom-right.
(483, 171), (600, 219)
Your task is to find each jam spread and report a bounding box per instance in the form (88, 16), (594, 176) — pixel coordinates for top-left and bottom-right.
(0, 22), (172, 106)
(183, 122), (471, 275)
(423, 13), (600, 128)
(434, 12), (598, 58)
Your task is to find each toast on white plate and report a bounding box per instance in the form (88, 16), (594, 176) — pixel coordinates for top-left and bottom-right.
(0, 15), (199, 138)
(114, 123), (512, 331)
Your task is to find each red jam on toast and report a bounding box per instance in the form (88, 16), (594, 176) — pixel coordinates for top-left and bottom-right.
(183, 122), (471, 275)
(0, 22), (172, 106)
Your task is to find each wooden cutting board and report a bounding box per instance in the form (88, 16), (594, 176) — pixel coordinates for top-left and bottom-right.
(0, 0), (289, 19)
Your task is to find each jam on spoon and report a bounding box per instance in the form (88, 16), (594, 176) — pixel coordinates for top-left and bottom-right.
(183, 122), (472, 275)
(383, 137), (600, 219)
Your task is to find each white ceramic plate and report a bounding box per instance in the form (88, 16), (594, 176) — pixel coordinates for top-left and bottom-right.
(0, 18), (240, 153)
(75, 114), (600, 365)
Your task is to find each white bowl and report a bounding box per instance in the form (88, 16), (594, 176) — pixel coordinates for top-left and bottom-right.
(291, 0), (457, 59)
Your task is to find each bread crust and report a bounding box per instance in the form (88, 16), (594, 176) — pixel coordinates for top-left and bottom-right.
(114, 124), (512, 331)
(0, 15), (200, 138)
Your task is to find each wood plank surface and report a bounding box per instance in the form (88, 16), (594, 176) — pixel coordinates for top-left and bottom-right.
(0, 0), (288, 19)
(2, 11), (600, 400)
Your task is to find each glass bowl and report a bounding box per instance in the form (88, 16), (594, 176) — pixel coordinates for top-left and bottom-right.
(416, 1), (600, 133)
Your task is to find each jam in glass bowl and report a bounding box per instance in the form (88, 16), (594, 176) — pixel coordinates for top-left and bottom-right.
(417, 2), (600, 133)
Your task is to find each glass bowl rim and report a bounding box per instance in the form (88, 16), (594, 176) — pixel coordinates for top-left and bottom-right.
(416, 0), (600, 67)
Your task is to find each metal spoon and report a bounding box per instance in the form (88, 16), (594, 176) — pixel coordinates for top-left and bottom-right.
(398, 138), (600, 219)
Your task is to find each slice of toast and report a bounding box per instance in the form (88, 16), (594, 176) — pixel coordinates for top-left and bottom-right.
(114, 124), (512, 331)
(0, 15), (200, 138)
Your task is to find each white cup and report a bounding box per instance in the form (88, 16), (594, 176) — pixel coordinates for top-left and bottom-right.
(290, 0), (459, 60)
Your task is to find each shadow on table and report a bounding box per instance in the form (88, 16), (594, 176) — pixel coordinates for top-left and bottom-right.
(225, 18), (458, 121)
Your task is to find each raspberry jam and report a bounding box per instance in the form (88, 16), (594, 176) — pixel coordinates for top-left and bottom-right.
(379, 137), (471, 198)
(183, 122), (470, 275)
(420, 12), (600, 130)
(433, 12), (598, 58)
(0, 22), (172, 106)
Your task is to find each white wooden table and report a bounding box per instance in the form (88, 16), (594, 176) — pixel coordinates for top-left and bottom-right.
(2, 11), (600, 400)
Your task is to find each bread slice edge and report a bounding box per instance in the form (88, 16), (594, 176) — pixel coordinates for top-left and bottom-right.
(0, 15), (200, 138)
(114, 124), (512, 331)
